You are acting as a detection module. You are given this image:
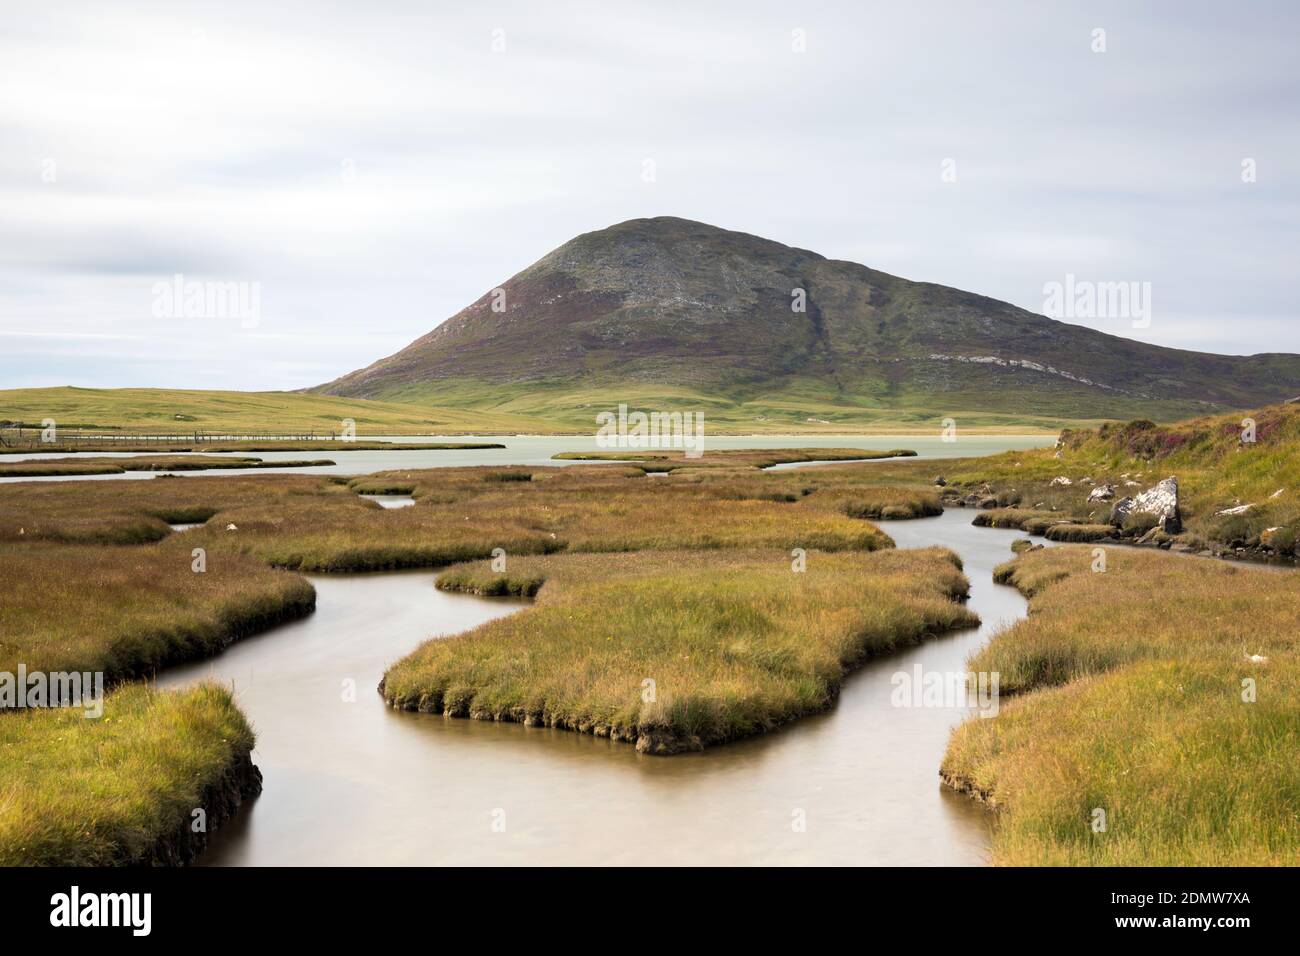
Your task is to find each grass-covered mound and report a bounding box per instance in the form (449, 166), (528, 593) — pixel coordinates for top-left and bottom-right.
(0, 683), (259, 866)
(0, 541), (314, 681)
(915, 402), (1300, 554)
(0, 473), (345, 544)
(0, 455), (333, 476)
(942, 545), (1300, 864)
(551, 447), (916, 471)
(383, 547), (977, 753)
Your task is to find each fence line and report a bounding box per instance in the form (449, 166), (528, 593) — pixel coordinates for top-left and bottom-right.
(0, 428), (342, 448)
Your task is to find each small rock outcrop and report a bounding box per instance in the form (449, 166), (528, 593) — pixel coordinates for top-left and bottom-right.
(1110, 476), (1181, 533)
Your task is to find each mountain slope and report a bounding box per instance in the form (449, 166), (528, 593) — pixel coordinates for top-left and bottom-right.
(318, 217), (1300, 425)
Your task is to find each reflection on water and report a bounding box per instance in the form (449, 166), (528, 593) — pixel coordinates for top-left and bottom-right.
(156, 510), (1041, 866)
(359, 494), (416, 509)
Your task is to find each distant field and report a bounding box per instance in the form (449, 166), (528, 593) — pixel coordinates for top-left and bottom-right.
(0, 387), (545, 436)
(2, 385), (1081, 436)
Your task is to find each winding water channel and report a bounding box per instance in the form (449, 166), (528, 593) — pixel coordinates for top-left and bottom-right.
(11, 435), (1056, 864)
(154, 507), (1045, 866)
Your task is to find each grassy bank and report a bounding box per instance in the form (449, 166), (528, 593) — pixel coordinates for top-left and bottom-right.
(0, 455), (334, 477)
(0, 683), (259, 865)
(384, 547), (977, 753)
(942, 545), (1299, 864)
(0, 541), (315, 680)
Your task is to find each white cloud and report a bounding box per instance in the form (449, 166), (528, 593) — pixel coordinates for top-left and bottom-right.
(1, 0), (1297, 389)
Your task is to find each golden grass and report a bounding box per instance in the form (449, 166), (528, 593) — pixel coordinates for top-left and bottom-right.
(942, 545), (1300, 864)
(0, 683), (256, 865)
(1, 464), (916, 568)
(0, 541), (314, 679)
(383, 547), (977, 753)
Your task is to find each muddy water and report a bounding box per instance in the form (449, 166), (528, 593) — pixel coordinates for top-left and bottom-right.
(156, 509), (1041, 866)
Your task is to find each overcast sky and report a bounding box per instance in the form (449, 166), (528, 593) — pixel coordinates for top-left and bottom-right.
(2, 0), (1297, 391)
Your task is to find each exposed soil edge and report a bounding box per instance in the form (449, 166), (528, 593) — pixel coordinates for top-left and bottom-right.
(143, 747), (262, 866)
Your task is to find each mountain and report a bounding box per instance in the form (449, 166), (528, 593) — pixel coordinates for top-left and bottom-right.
(316, 217), (1300, 428)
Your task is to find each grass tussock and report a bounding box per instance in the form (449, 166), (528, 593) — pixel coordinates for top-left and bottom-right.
(384, 547), (976, 753)
(0, 683), (256, 865)
(943, 545), (1300, 864)
(1042, 523), (1116, 542)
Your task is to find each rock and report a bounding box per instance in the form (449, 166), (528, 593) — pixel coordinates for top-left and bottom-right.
(1050, 476), (1072, 486)
(1260, 527), (1283, 549)
(1109, 476), (1181, 533)
(1109, 496), (1133, 525)
(1270, 488), (1285, 499)
(1215, 503), (1253, 516)
(976, 496), (998, 509)
(1087, 483), (1116, 502)
(933, 476), (947, 486)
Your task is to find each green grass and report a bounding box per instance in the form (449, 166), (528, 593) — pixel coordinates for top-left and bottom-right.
(1, 384), (1075, 436)
(1042, 523), (1116, 542)
(0, 386), (545, 435)
(383, 547), (977, 753)
(942, 545), (1300, 864)
(0, 683), (257, 866)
